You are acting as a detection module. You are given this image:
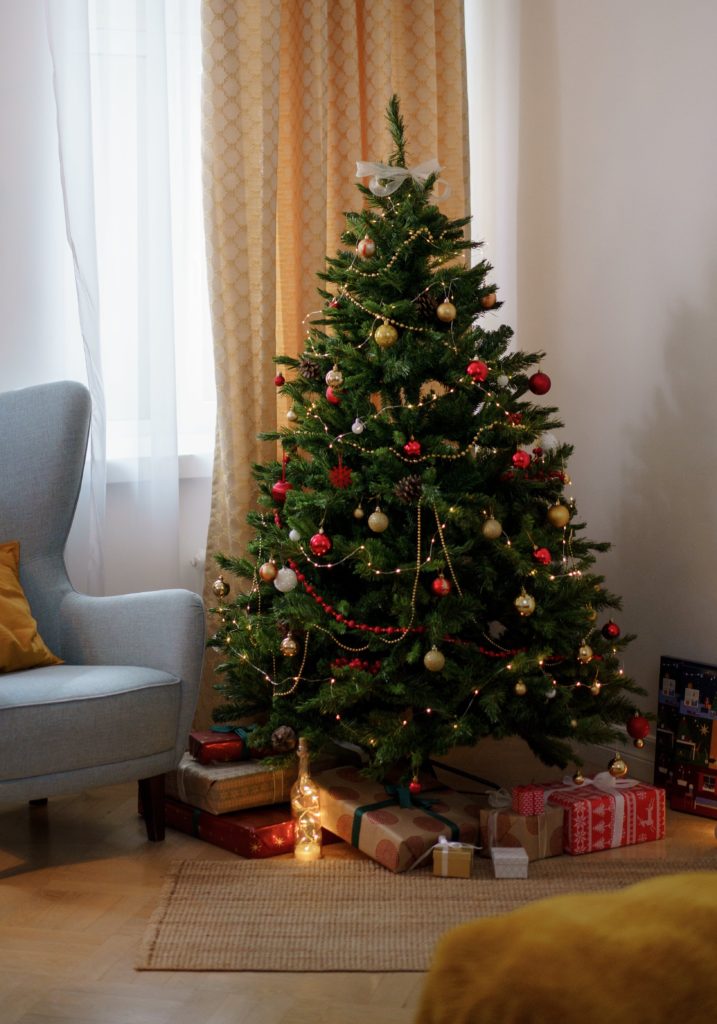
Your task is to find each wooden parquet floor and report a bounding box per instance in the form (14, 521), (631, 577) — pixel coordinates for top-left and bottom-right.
(0, 779), (714, 1024)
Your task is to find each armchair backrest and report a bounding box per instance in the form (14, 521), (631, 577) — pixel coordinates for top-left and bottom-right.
(0, 380), (91, 653)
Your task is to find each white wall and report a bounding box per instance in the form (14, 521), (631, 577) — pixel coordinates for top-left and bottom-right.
(513, 0), (717, 719)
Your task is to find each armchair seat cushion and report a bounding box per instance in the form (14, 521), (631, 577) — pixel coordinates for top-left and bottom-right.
(0, 664), (180, 781)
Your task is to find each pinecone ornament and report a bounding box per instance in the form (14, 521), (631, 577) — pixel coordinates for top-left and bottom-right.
(298, 355), (323, 384)
(415, 290), (439, 320)
(394, 474), (423, 504)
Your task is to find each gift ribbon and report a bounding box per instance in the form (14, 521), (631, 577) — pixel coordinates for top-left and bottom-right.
(355, 159), (450, 198)
(350, 785), (460, 849)
(408, 834), (482, 873)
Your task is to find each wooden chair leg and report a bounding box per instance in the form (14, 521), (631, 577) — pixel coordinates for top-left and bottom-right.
(138, 774), (165, 841)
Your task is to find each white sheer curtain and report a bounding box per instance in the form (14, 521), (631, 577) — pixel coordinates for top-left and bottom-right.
(44, 0), (213, 596)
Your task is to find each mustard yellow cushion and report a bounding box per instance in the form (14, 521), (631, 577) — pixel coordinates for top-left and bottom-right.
(415, 870), (717, 1024)
(0, 541), (62, 672)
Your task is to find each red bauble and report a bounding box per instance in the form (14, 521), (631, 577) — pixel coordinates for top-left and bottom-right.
(626, 712), (650, 748)
(408, 779), (422, 795)
(602, 620), (621, 640)
(274, 373), (285, 386)
(528, 371), (552, 395)
(326, 386), (341, 405)
(533, 547), (552, 565)
(431, 575), (452, 597)
(507, 412), (523, 425)
(271, 480), (293, 504)
(404, 439), (422, 457)
(309, 531), (332, 556)
(512, 450), (531, 469)
(467, 360), (489, 381)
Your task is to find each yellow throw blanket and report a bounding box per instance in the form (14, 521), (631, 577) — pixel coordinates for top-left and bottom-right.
(415, 871), (717, 1024)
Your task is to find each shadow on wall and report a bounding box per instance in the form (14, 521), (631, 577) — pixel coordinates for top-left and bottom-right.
(618, 270), (717, 688)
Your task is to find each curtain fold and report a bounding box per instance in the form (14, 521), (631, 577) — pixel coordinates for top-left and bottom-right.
(199, 0), (469, 727)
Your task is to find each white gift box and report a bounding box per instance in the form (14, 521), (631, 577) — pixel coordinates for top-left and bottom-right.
(490, 845), (529, 879)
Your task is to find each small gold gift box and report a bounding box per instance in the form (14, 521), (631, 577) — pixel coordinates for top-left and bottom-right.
(432, 836), (474, 878)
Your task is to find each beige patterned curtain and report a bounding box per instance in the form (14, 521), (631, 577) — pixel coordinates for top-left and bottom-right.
(197, 0), (469, 727)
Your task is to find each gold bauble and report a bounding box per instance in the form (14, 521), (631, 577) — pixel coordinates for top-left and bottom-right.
(423, 646), (446, 672)
(374, 320), (398, 349)
(482, 517), (502, 540)
(212, 575), (230, 598)
(570, 718), (578, 729)
(608, 753), (629, 778)
(258, 560), (278, 582)
(590, 680), (602, 696)
(436, 301), (457, 323)
(578, 643), (593, 664)
(572, 768), (585, 785)
(325, 364), (344, 387)
(586, 604), (597, 622)
(353, 505), (365, 519)
(547, 503), (570, 528)
(514, 590), (536, 617)
(280, 635), (298, 657)
(481, 292), (497, 309)
(514, 680), (527, 696)
(368, 507), (389, 533)
(634, 738), (645, 749)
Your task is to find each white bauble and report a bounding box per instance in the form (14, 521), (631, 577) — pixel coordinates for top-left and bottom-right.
(273, 567), (298, 593)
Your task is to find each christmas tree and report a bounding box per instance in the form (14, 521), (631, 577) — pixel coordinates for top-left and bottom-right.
(210, 97), (645, 782)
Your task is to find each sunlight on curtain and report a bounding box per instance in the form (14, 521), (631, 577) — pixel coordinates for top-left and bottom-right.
(46, 0), (214, 595)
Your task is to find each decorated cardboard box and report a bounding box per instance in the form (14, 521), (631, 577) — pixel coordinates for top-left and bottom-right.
(479, 804), (565, 861)
(161, 798), (340, 857)
(544, 774), (666, 855)
(316, 766), (481, 873)
(166, 753), (297, 814)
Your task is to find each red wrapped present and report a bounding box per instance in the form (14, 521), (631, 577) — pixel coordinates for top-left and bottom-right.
(316, 766), (480, 873)
(511, 783), (546, 815)
(189, 729), (251, 764)
(544, 772), (666, 855)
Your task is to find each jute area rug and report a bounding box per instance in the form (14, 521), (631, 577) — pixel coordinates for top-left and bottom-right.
(137, 855), (716, 972)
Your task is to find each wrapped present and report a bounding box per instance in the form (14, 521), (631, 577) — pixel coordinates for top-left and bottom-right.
(316, 766), (481, 873)
(166, 752), (296, 814)
(511, 783), (546, 815)
(479, 804), (565, 861)
(544, 772), (666, 855)
(432, 836), (474, 878)
(491, 846), (529, 878)
(188, 728), (251, 764)
(161, 798), (341, 857)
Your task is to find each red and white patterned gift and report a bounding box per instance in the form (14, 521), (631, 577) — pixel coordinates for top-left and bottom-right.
(545, 772), (666, 855)
(511, 784), (545, 815)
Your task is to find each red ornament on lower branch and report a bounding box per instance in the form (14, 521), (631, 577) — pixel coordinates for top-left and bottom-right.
(309, 531), (332, 556)
(626, 712), (650, 748)
(271, 480), (293, 504)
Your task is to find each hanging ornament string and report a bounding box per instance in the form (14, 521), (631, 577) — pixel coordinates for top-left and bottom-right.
(432, 503), (463, 597)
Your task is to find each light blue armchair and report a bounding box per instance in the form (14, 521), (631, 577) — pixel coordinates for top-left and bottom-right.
(0, 380), (204, 840)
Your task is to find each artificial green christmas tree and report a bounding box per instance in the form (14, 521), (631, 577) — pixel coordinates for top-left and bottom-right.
(210, 97), (644, 783)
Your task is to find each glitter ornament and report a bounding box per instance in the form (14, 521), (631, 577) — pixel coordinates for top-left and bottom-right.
(280, 635), (298, 657)
(423, 646), (445, 672)
(436, 301), (457, 323)
(309, 530), (332, 556)
(351, 417), (365, 434)
(514, 590), (536, 617)
(368, 507), (389, 533)
(356, 235), (376, 258)
(274, 566), (298, 593)
(212, 575), (230, 598)
(547, 503), (570, 528)
(258, 560), (278, 582)
(482, 517), (502, 540)
(529, 371), (552, 395)
(325, 365), (344, 387)
(375, 320), (398, 349)
(289, 528), (301, 542)
(467, 359), (489, 381)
